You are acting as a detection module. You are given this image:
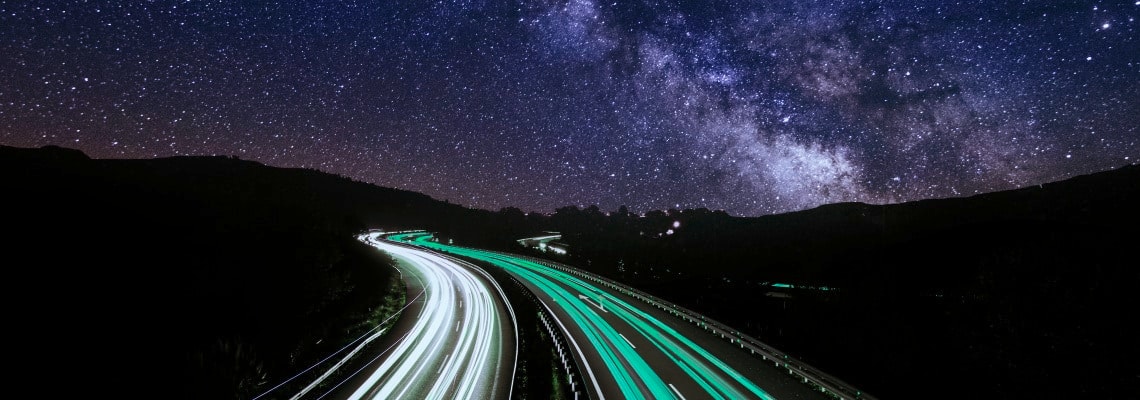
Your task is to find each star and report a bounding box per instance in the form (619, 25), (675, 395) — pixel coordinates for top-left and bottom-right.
(0, 0), (1136, 216)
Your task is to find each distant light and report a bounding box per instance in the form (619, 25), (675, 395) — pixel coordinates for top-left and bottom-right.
(1101, 22), (1111, 29)
(672, 220), (681, 228)
(666, 229), (674, 235)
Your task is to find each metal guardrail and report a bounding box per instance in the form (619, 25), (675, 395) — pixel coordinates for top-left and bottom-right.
(538, 309), (590, 400)
(507, 253), (878, 400)
(470, 260), (592, 400)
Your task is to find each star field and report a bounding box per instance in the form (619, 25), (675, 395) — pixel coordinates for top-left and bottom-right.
(2, 1), (1138, 216)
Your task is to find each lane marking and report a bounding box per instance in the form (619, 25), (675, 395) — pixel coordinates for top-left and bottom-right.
(444, 254), (521, 400)
(438, 354), (451, 374)
(577, 294), (608, 313)
(618, 333), (636, 349)
(668, 383), (686, 400)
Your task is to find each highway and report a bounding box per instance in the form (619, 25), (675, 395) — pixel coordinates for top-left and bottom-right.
(392, 232), (838, 400)
(308, 233), (517, 400)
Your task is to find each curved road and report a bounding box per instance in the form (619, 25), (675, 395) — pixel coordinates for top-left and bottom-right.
(393, 233), (834, 400)
(313, 233), (517, 400)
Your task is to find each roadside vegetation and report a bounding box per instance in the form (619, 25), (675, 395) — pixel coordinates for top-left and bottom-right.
(3, 146), (398, 399)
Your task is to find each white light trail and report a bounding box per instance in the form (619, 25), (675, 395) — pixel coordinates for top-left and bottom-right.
(341, 234), (513, 400)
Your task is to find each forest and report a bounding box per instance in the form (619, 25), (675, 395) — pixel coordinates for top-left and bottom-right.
(519, 164), (1140, 399)
(3, 145), (406, 398)
(6, 144), (1136, 399)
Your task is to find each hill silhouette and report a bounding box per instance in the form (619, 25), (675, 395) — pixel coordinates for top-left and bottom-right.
(0, 144), (541, 398)
(5, 144), (1136, 398)
(534, 163), (1140, 399)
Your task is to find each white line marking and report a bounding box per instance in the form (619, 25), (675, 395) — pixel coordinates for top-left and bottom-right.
(618, 333), (636, 349)
(438, 354), (451, 374)
(577, 294), (608, 313)
(669, 383), (686, 400)
(445, 254), (520, 400)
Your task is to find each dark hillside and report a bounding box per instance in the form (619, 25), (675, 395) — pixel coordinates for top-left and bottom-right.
(9, 143), (1133, 398)
(541, 164), (1140, 399)
(0, 145), (518, 398)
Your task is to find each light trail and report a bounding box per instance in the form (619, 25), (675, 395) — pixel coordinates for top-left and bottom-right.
(391, 233), (778, 400)
(391, 233), (671, 399)
(334, 233), (514, 400)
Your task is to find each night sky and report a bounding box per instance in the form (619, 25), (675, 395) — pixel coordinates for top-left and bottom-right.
(2, 1), (1137, 216)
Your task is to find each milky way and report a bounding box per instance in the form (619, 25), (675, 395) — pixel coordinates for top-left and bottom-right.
(2, 1), (1138, 215)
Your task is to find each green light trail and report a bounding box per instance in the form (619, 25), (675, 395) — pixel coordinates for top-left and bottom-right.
(389, 232), (776, 400)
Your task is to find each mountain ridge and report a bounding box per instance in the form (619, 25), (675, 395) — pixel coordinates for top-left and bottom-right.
(5, 144), (1137, 399)
(8, 143), (1135, 220)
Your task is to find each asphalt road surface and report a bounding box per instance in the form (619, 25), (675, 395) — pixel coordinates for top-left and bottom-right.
(309, 233), (517, 400)
(394, 232), (832, 400)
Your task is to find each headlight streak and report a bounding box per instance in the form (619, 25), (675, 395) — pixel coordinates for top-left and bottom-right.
(444, 254), (519, 400)
(314, 328), (416, 399)
(394, 233), (777, 400)
(338, 234), (512, 400)
(288, 291), (423, 400)
(256, 286), (426, 400)
(391, 233), (670, 399)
